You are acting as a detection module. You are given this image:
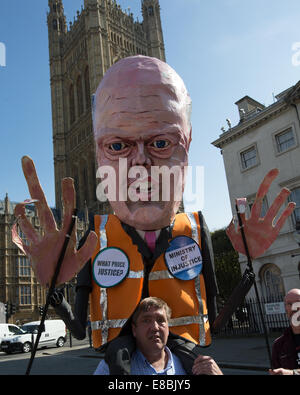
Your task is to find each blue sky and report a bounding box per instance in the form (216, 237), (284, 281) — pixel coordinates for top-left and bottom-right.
(0, 0), (300, 231)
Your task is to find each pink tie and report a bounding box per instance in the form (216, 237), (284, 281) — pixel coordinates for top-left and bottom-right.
(144, 231), (156, 253)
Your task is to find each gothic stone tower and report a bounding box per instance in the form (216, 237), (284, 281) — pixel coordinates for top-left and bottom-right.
(47, 0), (165, 217)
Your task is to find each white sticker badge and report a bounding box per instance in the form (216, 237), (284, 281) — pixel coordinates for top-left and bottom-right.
(92, 247), (129, 288)
(165, 236), (202, 281)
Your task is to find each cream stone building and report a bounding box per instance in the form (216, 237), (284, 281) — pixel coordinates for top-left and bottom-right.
(0, 194), (86, 324)
(0, 195), (43, 323)
(47, 0), (166, 217)
(212, 81), (300, 300)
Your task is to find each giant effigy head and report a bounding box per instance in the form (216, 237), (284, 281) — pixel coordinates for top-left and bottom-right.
(93, 55), (192, 230)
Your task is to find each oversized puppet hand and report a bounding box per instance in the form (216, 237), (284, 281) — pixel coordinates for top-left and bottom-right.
(12, 156), (98, 287)
(226, 169), (295, 259)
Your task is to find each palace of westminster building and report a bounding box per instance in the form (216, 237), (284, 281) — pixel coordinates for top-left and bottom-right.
(0, 0), (166, 324)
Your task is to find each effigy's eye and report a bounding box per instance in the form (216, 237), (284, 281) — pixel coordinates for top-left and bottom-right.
(109, 142), (127, 151)
(152, 140), (169, 149)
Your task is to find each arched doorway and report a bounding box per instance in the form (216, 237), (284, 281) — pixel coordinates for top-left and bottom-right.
(259, 263), (285, 301)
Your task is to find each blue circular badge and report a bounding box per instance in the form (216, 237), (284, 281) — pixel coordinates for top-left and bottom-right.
(164, 236), (202, 280)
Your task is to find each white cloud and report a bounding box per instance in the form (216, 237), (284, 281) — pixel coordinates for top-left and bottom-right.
(0, 42), (6, 67)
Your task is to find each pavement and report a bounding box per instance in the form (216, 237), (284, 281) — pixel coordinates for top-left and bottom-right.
(57, 332), (280, 373)
(207, 333), (279, 372)
(0, 334), (280, 375)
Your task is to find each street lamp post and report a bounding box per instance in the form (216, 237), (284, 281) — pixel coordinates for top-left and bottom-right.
(65, 283), (73, 348)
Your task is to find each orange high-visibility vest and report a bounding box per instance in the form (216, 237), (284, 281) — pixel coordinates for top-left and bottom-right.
(90, 212), (211, 348)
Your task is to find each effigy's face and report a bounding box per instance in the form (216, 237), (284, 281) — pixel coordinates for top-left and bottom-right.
(93, 58), (191, 230)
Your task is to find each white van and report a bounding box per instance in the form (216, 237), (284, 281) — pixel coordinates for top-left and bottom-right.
(0, 323), (25, 346)
(1, 320), (66, 354)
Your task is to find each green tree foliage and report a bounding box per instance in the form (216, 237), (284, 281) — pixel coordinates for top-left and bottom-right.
(211, 228), (241, 304)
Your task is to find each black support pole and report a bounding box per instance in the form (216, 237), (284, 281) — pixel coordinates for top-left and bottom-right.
(235, 204), (272, 367)
(25, 209), (77, 375)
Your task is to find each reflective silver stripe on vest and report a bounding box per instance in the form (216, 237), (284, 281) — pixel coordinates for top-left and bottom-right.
(194, 276), (206, 346)
(99, 288), (108, 343)
(169, 315), (208, 328)
(128, 270), (144, 279)
(91, 318), (128, 331)
(170, 217), (176, 234)
(149, 270), (173, 280)
(98, 215), (108, 344)
(186, 212), (206, 346)
(186, 212), (198, 242)
(100, 215), (108, 249)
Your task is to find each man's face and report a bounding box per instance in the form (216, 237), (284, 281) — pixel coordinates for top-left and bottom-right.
(94, 77), (191, 230)
(284, 290), (300, 328)
(131, 306), (169, 355)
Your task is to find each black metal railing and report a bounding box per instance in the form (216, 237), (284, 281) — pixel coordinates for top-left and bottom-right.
(214, 296), (289, 336)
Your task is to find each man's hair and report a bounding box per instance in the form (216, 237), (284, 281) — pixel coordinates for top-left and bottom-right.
(131, 297), (172, 325)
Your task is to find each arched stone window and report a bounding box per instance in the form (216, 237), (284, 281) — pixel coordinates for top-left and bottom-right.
(77, 75), (84, 116)
(90, 159), (97, 201)
(84, 67), (91, 109)
(290, 187), (300, 224)
(148, 6), (154, 16)
(53, 19), (58, 30)
(69, 84), (75, 125)
(82, 165), (89, 205)
(260, 264), (285, 301)
(73, 166), (80, 209)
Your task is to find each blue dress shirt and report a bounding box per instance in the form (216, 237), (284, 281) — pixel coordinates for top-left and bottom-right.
(94, 346), (187, 375)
